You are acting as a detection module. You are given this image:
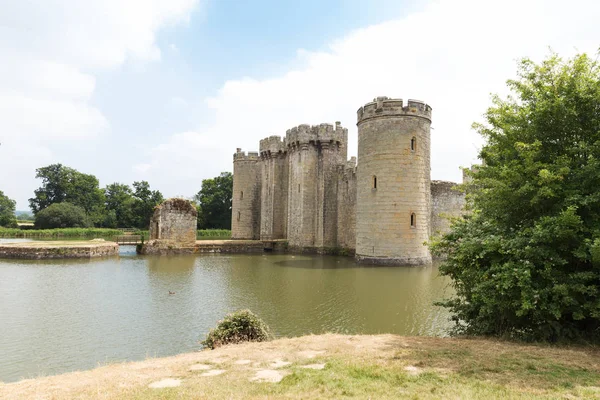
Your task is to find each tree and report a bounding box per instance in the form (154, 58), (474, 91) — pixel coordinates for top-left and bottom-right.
(432, 53), (600, 341)
(104, 183), (135, 228)
(131, 181), (164, 229)
(34, 202), (92, 229)
(195, 172), (232, 229)
(0, 191), (18, 228)
(29, 164), (105, 225)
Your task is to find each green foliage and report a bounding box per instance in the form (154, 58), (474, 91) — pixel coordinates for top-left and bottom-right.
(196, 229), (231, 238)
(136, 229), (231, 240)
(34, 202), (92, 229)
(432, 53), (600, 341)
(104, 183), (136, 228)
(201, 310), (271, 349)
(131, 181), (164, 229)
(29, 164), (106, 225)
(0, 191), (18, 228)
(0, 227), (123, 238)
(195, 172), (233, 230)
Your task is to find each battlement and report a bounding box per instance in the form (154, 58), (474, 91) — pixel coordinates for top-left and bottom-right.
(285, 122), (348, 148)
(233, 148), (260, 161)
(259, 135), (286, 156)
(346, 156), (357, 170)
(357, 96), (432, 124)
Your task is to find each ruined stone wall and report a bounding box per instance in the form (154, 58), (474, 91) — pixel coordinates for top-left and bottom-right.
(336, 157), (357, 251)
(231, 150), (261, 239)
(149, 198), (197, 245)
(430, 180), (466, 237)
(356, 97), (432, 265)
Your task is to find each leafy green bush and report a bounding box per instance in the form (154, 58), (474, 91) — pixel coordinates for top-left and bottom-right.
(0, 191), (18, 228)
(201, 310), (271, 349)
(34, 203), (92, 229)
(432, 53), (600, 342)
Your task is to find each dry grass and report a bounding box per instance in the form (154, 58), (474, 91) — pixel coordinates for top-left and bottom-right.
(1, 334), (599, 399)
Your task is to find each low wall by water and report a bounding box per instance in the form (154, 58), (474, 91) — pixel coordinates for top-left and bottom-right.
(139, 239), (282, 255)
(0, 241), (119, 259)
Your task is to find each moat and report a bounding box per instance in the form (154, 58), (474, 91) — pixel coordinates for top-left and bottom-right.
(0, 243), (452, 383)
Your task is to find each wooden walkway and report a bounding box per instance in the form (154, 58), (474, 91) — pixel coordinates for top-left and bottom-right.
(115, 235), (143, 245)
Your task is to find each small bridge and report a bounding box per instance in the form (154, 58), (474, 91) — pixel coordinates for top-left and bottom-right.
(115, 235), (143, 246)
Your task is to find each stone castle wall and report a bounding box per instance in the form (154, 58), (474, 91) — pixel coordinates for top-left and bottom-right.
(232, 150), (261, 239)
(259, 136), (288, 240)
(336, 157), (357, 251)
(431, 180), (466, 237)
(231, 96), (466, 264)
(355, 97), (432, 265)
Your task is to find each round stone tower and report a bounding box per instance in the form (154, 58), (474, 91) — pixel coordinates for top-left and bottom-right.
(231, 148), (261, 240)
(355, 97), (432, 265)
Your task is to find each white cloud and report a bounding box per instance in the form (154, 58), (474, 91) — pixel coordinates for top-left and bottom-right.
(143, 0), (600, 194)
(0, 0), (199, 208)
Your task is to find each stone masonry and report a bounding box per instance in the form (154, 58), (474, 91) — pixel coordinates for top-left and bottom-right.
(232, 96), (466, 265)
(145, 198), (198, 252)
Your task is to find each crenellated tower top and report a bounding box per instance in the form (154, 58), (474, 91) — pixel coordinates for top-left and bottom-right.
(357, 96), (432, 125)
(233, 148), (259, 161)
(259, 135), (286, 158)
(285, 122), (348, 149)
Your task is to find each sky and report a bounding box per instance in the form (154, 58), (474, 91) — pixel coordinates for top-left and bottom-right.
(1, 0), (599, 210)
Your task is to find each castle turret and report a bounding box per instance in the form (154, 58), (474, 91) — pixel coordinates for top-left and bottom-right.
(285, 122), (348, 249)
(355, 97), (432, 265)
(232, 149), (261, 239)
(259, 136), (288, 240)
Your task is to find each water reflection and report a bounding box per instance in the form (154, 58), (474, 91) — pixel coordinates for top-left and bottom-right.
(0, 253), (453, 383)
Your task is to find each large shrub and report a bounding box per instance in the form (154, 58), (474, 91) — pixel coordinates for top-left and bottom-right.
(201, 310), (271, 349)
(34, 202), (92, 229)
(432, 53), (600, 342)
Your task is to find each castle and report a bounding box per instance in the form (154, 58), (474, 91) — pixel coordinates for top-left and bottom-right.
(231, 96), (466, 265)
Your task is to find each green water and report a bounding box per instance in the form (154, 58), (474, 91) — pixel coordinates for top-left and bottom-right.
(0, 247), (453, 383)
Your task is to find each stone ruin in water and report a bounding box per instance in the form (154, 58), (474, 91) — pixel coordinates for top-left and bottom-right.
(141, 198), (197, 254)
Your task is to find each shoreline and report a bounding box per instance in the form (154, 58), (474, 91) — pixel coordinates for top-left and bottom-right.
(2, 333), (599, 399)
(0, 240), (119, 259)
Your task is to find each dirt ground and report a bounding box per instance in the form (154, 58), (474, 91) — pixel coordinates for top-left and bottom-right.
(1, 334), (599, 399)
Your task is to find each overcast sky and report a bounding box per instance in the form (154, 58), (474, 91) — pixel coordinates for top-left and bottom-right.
(1, 0), (599, 210)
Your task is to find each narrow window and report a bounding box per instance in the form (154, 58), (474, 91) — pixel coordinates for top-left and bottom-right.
(237, 211), (241, 222)
(372, 175), (377, 190)
(240, 191), (244, 200)
(298, 184), (301, 193)
(410, 213), (416, 228)
(411, 137), (416, 152)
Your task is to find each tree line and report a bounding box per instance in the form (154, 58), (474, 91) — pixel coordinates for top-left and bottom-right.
(0, 165), (233, 230)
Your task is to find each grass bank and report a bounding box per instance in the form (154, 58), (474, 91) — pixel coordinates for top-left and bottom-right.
(0, 228), (231, 240)
(0, 227), (123, 238)
(2, 334), (598, 399)
(137, 229), (232, 240)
